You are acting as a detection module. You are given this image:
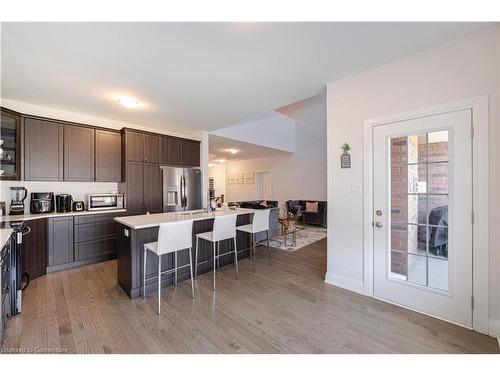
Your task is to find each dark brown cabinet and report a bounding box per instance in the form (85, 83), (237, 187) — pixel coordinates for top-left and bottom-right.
(21, 219), (47, 280)
(160, 136), (181, 165)
(143, 163), (163, 213)
(125, 161), (145, 212)
(0, 108), (21, 180)
(144, 134), (160, 163)
(74, 213), (118, 262)
(181, 139), (200, 167)
(124, 129), (160, 164)
(48, 216), (74, 268)
(95, 129), (122, 182)
(64, 125), (95, 182)
(24, 118), (64, 181)
(124, 130), (144, 162)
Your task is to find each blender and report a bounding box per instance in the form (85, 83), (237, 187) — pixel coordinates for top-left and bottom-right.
(9, 186), (27, 215)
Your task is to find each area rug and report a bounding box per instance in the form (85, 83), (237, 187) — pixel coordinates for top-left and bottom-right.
(268, 226), (327, 252)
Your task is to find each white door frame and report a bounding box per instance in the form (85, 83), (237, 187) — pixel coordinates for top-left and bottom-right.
(362, 96), (489, 334)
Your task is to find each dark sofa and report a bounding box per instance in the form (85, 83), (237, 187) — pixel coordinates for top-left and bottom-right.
(232, 200), (279, 209)
(229, 200), (279, 239)
(286, 200), (327, 227)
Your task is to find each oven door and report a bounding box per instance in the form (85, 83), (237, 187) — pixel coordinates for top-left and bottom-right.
(88, 195), (120, 210)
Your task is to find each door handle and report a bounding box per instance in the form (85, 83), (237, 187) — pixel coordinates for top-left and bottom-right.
(183, 175), (187, 207)
(375, 222), (383, 228)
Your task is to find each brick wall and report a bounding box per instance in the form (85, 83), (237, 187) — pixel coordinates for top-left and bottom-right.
(390, 136), (448, 276)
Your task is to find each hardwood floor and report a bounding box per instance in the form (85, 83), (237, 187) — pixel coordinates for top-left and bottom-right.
(2, 238), (498, 354)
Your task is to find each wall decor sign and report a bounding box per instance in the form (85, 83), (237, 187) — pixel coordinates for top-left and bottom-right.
(244, 171), (255, 184)
(235, 172), (244, 184)
(341, 143), (351, 169)
(226, 173), (235, 185)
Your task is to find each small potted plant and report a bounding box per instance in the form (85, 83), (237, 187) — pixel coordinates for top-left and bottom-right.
(341, 143), (351, 168)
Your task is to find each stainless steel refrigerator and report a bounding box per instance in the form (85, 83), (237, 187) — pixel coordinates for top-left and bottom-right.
(161, 166), (202, 212)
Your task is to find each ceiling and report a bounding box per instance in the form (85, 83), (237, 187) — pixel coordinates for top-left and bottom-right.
(209, 134), (290, 162)
(1, 22), (490, 133)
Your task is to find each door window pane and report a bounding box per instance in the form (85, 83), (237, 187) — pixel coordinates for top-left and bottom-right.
(408, 254), (427, 286)
(389, 130), (449, 291)
(428, 163), (448, 194)
(428, 257), (449, 291)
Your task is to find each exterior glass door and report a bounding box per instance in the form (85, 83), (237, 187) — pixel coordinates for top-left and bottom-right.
(373, 110), (472, 328)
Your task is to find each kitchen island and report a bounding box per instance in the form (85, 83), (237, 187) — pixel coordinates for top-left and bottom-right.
(114, 208), (255, 299)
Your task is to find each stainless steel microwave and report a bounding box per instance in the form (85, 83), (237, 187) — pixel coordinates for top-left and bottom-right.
(87, 193), (124, 211)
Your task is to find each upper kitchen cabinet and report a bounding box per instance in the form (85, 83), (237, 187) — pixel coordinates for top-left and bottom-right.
(24, 117), (64, 181)
(95, 129), (122, 182)
(0, 108), (21, 180)
(180, 139), (201, 167)
(123, 129), (160, 164)
(64, 125), (95, 182)
(160, 135), (181, 165)
(124, 129), (144, 162)
(144, 133), (160, 163)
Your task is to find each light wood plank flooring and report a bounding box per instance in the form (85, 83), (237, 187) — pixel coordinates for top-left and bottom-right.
(2, 238), (498, 354)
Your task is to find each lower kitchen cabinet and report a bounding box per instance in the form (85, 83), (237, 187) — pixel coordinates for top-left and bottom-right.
(47, 216), (74, 268)
(1, 242), (11, 343)
(46, 213), (120, 273)
(21, 218), (47, 279)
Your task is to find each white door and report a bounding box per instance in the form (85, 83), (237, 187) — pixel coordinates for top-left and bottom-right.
(256, 171), (272, 200)
(373, 109), (473, 328)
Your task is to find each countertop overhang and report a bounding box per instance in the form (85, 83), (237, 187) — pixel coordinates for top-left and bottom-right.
(114, 208), (255, 230)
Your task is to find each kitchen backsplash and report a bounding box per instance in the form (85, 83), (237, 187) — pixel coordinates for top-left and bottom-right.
(0, 181), (119, 213)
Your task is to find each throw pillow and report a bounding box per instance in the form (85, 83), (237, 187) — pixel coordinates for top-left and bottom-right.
(305, 201), (318, 213)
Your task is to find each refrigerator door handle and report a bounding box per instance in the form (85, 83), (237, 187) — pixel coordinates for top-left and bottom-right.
(180, 175), (184, 207)
(183, 175), (187, 207)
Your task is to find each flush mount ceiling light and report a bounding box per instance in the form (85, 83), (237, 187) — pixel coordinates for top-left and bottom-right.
(208, 163), (215, 168)
(117, 96), (141, 109)
(226, 149), (240, 154)
(216, 159), (227, 164)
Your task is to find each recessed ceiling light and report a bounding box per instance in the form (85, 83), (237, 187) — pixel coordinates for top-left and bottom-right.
(216, 159), (226, 164)
(226, 149), (239, 154)
(208, 163), (215, 167)
(118, 96), (141, 109)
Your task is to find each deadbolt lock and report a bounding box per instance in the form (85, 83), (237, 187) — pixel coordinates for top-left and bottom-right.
(375, 210), (383, 216)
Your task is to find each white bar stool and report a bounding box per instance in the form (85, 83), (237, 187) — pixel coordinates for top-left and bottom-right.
(237, 209), (271, 272)
(143, 220), (195, 314)
(194, 214), (238, 291)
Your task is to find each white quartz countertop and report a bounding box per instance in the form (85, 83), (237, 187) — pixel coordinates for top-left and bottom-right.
(0, 208), (127, 223)
(0, 228), (14, 249)
(114, 208), (255, 230)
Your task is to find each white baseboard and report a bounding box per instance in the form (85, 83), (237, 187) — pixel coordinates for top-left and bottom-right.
(489, 319), (500, 348)
(324, 272), (365, 295)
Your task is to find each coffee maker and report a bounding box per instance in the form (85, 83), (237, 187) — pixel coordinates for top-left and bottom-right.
(9, 187), (27, 215)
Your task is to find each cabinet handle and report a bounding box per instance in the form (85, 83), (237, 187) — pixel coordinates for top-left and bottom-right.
(83, 231), (88, 235)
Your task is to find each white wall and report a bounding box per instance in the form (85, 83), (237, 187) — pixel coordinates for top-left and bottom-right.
(208, 163), (226, 198)
(224, 92), (327, 211)
(326, 25), (500, 333)
(210, 111), (296, 153)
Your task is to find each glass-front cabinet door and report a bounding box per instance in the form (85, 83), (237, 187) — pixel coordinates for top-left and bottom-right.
(0, 108), (21, 180)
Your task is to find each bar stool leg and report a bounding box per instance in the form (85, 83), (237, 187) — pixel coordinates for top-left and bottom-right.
(213, 242), (216, 291)
(217, 241), (220, 269)
(143, 248), (147, 299)
(188, 247), (195, 299)
(194, 236), (199, 279)
(266, 230), (271, 266)
(233, 237), (239, 280)
(157, 255), (162, 315)
(174, 251), (178, 286)
(252, 233), (256, 273)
